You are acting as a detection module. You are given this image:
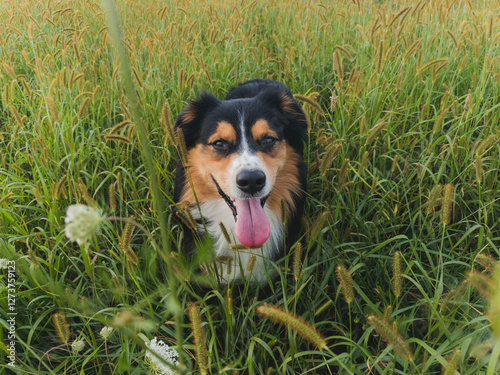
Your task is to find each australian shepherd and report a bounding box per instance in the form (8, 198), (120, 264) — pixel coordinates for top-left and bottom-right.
(173, 79), (308, 284)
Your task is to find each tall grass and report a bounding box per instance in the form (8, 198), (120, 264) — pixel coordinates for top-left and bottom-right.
(1, 0), (500, 373)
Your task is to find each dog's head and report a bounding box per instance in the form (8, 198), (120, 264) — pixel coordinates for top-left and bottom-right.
(174, 85), (307, 247)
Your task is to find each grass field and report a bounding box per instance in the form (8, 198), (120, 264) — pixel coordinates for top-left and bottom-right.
(1, 0), (500, 373)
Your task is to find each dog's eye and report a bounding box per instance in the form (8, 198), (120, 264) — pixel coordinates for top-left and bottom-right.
(211, 139), (229, 151)
(262, 136), (277, 146)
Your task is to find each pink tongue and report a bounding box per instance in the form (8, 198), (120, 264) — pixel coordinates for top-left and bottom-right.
(234, 198), (270, 247)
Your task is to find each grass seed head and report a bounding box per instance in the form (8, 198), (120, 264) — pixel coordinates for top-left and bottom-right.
(44, 95), (60, 123)
(335, 264), (355, 304)
(187, 302), (208, 375)
(440, 183), (454, 226)
(256, 303), (327, 350)
(475, 155), (483, 184)
(442, 349), (462, 375)
(367, 314), (413, 361)
(247, 254), (257, 273)
(475, 253), (498, 273)
(293, 242), (303, 281)
(52, 312), (70, 344)
(366, 121), (386, 144)
(433, 108), (449, 135)
(281, 199), (287, 224)
(467, 270), (491, 298)
(219, 222), (232, 244)
(108, 182), (117, 212)
(427, 184), (442, 214)
(392, 251), (402, 298)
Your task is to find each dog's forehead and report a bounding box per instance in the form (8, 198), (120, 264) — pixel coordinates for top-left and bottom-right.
(202, 98), (283, 139)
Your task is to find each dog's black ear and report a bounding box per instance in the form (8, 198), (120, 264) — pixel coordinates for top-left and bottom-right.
(174, 93), (221, 149)
(259, 89), (308, 154)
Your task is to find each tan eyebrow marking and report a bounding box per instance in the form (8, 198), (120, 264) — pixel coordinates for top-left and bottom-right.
(207, 121), (237, 144)
(251, 119), (278, 140)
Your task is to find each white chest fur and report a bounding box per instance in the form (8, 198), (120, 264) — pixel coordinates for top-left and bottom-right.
(189, 199), (284, 284)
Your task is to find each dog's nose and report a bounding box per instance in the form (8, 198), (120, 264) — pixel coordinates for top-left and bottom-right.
(236, 170), (266, 195)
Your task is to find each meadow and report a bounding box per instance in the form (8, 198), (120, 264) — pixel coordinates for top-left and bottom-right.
(1, 0), (500, 373)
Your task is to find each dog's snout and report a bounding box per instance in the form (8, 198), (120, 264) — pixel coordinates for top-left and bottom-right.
(236, 170), (266, 195)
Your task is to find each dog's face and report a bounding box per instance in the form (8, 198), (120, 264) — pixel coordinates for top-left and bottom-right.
(174, 87), (307, 247)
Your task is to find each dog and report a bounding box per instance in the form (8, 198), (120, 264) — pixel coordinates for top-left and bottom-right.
(173, 79), (307, 284)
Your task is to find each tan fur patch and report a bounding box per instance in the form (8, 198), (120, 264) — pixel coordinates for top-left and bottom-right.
(180, 144), (236, 203)
(279, 94), (307, 124)
(179, 103), (197, 124)
(251, 119), (278, 140)
(208, 121), (237, 145)
(258, 144), (302, 218)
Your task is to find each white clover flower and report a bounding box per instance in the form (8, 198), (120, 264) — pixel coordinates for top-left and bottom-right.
(144, 337), (179, 375)
(71, 339), (86, 354)
(65, 205), (103, 245)
(0, 258), (9, 269)
(100, 326), (113, 339)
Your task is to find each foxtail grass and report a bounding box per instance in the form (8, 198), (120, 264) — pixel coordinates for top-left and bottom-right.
(367, 314), (413, 361)
(256, 303), (327, 350)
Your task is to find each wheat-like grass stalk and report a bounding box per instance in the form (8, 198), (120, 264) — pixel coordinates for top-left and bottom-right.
(475, 134), (495, 156)
(293, 94), (323, 113)
(376, 40), (384, 74)
(418, 57), (449, 76)
(176, 130), (189, 166)
(247, 254), (257, 273)
(171, 254), (189, 282)
(393, 251), (402, 298)
(226, 287), (233, 315)
(366, 121), (386, 144)
(367, 314), (413, 361)
(161, 100), (176, 145)
(390, 154), (399, 174)
(256, 303), (327, 350)
(293, 242), (302, 281)
(441, 183), (454, 226)
(108, 181), (117, 212)
(338, 158), (350, 191)
(442, 348), (462, 375)
(332, 50), (344, 80)
(44, 95), (60, 123)
(110, 120), (131, 133)
(175, 209), (197, 232)
(358, 150), (369, 175)
(187, 302), (208, 375)
(383, 305), (393, 323)
(475, 253), (498, 273)
(427, 184), (442, 214)
(319, 142), (342, 175)
(78, 178), (98, 207)
(330, 91), (337, 113)
(119, 216), (134, 253)
(216, 256), (233, 277)
(314, 300), (332, 316)
(335, 264), (355, 304)
(467, 270), (491, 298)
(54, 174), (67, 199)
(104, 133), (132, 144)
(475, 155), (483, 184)
(432, 108), (449, 135)
(219, 222), (232, 244)
(0, 192), (14, 206)
(52, 312), (70, 344)
(78, 96), (90, 118)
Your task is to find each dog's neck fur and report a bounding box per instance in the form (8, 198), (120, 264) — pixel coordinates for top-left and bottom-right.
(189, 199), (284, 284)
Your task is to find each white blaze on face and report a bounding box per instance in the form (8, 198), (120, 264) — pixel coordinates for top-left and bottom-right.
(226, 113), (272, 247)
